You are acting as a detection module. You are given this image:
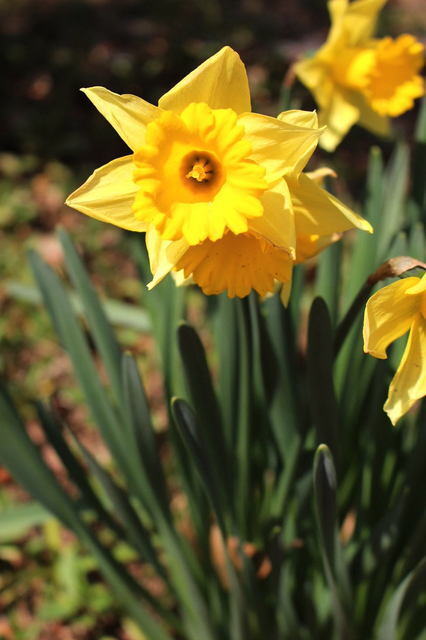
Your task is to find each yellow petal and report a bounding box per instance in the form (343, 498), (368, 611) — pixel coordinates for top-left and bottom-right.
(295, 232), (340, 263)
(81, 87), (160, 151)
(174, 232), (292, 298)
(342, 0), (388, 47)
(278, 109), (319, 129)
(145, 227), (189, 289)
(158, 46), (251, 115)
(322, 0), (387, 53)
(351, 93), (391, 136)
(65, 155), (147, 231)
(322, 0), (349, 55)
(239, 112), (323, 180)
(363, 277), (421, 359)
(294, 58), (335, 109)
(406, 273), (426, 295)
(318, 89), (360, 151)
(288, 173), (372, 236)
(364, 35), (425, 118)
(384, 314), (426, 425)
(172, 269), (192, 287)
(248, 179), (296, 257)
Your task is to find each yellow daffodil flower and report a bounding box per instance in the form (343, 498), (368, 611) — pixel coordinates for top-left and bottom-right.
(66, 46), (372, 302)
(295, 0), (425, 151)
(145, 110), (372, 303)
(363, 273), (426, 424)
(66, 46), (325, 250)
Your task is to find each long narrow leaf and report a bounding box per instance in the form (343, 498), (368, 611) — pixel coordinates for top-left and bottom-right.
(307, 298), (338, 454)
(59, 228), (123, 401)
(28, 250), (128, 473)
(376, 559), (426, 640)
(313, 444), (352, 638)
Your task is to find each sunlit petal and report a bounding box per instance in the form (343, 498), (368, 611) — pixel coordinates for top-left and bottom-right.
(318, 89), (360, 151)
(248, 179), (296, 257)
(343, 0), (389, 47)
(294, 58), (335, 109)
(288, 173), (373, 236)
(406, 274), (426, 296)
(384, 315), (426, 425)
(278, 110), (319, 129)
(240, 112), (323, 179)
(81, 87), (160, 151)
(351, 93), (391, 136)
(159, 46), (251, 115)
(295, 232), (340, 263)
(146, 227), (189, 288)
(363, 277), (421, 359)
(65, 156), (147, 231)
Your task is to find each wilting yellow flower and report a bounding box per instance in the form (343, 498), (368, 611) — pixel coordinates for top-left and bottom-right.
(363, 274), (426, 424)
(66, 46), (371, 302)
(145, 110), (372, 303)
(295, 0), (425, 151)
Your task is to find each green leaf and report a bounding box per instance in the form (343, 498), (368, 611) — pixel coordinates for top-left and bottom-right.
(342, 146), (383, 309)
(307, 298), (338, 453)
(214, 293), (240, 447)
(0, 501), (52, 541)
(28, 250), (128, 474)
(35, 401), (123, 536)
(0, 384), (79, 529)
(177, 323), (231, 516)
(413, 97), (426, 213)
(68, 430), (173, 601)
(376, 559), (426, 640)
(171, 397), (226, 531)
(234, 298), (252, 533)
(129, 234), (185, 398)
(121, 353), (170, 517)
(377, 143), (410, 260)
(0, 384), (173, 640)
(4, 281), (150, 332)
(414, 95), (426, 143)
(313, 444), (352, 638)
(316, 237), (342, 325)
(177, 323), (223, 446)
(408, 222), (425, 259)
(314, 445), (337, 569)
(59, 228), (123, 402)
(264, 293), (300, 452)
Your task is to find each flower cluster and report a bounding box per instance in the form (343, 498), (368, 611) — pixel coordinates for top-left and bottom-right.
(295, 0), (425, 150)
(66, 24), (425, 424)
(66, 47), (371, 304)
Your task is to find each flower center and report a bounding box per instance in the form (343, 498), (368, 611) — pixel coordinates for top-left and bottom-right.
(132, 102), (268, 245)
(187, 158), (213, 182)
(182, 151), (221, 189)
